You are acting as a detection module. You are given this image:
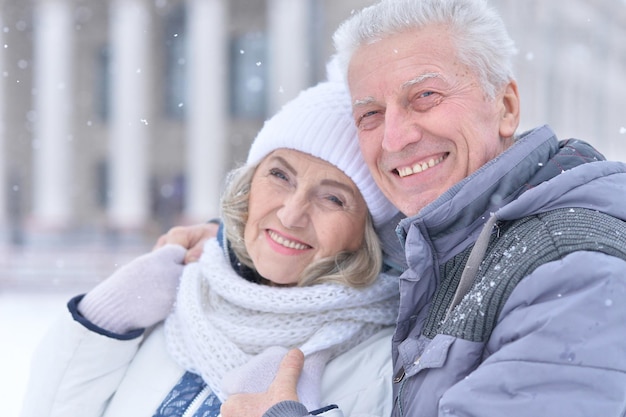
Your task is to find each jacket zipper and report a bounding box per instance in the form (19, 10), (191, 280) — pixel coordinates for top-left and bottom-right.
(182, 385), (212, 417)
(396, 377), (408, 417)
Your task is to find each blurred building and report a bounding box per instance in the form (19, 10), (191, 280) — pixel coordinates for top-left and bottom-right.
(0, 0), (624, 246)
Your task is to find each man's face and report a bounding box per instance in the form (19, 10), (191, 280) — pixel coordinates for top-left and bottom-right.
(348, 25), (519, 217)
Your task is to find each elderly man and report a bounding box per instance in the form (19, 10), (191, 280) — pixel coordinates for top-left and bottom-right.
(172, 1), (626, 416)
(321, 1), (626, 416)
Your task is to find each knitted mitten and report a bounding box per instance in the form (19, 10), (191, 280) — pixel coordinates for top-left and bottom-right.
(78, 244), (186, 334)
(221, 346), (330, 410)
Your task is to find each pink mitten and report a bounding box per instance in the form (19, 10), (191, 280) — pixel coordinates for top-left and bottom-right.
(78, 244), (186, 334)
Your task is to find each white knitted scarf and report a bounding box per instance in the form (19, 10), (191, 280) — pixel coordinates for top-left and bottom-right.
(164, 238), (399, 409)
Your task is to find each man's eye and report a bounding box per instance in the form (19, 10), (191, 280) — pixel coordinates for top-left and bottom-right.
(358, 110), (379, 123)
(357, 109), (384, 130)
(412, 91), (441, 111)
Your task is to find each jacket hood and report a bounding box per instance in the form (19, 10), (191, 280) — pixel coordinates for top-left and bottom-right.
(394, 125), (625, 268)
(497, 159), (626, 223)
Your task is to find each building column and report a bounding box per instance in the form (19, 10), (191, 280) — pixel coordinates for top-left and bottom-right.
(0, 4), (6, 233)
(605, 14), (626, 162)
(267, 0), (311, 114)
(31, 0), (74, 230)
(184, 0), (228, 222)
(108, 0), (152, 230)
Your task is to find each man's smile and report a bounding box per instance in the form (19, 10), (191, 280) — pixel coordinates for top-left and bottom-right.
(396, 154), (447, 178)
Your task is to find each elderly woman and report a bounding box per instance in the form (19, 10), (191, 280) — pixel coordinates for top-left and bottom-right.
(20, 77), (400, 417)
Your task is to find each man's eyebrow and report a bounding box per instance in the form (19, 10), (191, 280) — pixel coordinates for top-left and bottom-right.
(353, 96), (376, 107)
(401, 72), (442, 90)
(352, 72), (443, 107)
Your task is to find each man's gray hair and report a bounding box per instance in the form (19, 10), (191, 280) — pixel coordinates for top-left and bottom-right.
(333, 0), (517, 98)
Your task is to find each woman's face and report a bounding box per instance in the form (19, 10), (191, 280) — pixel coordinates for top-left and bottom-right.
(244, 149), (368, 286)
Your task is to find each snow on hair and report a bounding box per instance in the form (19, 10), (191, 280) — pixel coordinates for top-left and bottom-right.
(333, 0), (517, 98)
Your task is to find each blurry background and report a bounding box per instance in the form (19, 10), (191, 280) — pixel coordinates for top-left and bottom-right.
(0, 0), (625, 262)
(0, 0), (625, 415)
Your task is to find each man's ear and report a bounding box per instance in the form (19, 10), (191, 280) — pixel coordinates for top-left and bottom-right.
(498, 80), (520, 139)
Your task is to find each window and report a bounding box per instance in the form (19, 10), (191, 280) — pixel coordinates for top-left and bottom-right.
(229, 32), (268, 119)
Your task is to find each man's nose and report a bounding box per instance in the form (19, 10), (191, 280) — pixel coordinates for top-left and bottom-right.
(382, 105), (423, 152)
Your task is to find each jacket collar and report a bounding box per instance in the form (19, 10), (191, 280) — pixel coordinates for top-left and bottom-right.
(217, 223), (265, 284)
(395, 125), (604, 267)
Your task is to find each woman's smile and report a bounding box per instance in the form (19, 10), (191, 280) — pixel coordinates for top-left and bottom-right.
(265, 229), (312, 252)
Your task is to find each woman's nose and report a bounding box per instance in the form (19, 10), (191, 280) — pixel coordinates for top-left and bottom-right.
(276, 194), (309, 229)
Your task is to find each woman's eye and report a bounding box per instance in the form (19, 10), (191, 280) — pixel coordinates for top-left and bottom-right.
(269, 168), (288, 181)
(326, 195), (345, 207)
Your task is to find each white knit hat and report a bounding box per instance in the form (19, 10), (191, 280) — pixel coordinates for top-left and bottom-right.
(246, 78), (397, 227)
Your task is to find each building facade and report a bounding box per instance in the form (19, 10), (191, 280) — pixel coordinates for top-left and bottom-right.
(0, 0), (624, 246)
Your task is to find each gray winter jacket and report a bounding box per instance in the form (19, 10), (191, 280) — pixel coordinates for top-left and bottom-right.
(265, 125), (626, 417)
(392, 124), (626, 416)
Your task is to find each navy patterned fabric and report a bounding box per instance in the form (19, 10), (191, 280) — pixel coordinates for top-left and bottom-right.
(194, 391), (222, 417)
(153, 371), (222, 417)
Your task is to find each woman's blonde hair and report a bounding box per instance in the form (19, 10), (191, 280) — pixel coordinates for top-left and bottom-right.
(220, 162), (383, 288)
